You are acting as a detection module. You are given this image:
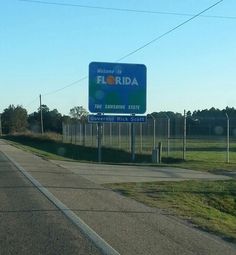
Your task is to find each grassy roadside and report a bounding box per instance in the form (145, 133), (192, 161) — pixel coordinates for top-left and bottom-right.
(105, 180), (236, 243)
(2, 135), (151, 163)
(166, 159), (236, 173)
(2, 134), (236, 243)
(2, 135), (236, 173)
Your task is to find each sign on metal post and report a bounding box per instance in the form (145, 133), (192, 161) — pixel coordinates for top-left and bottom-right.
(89, 62), (146, 114)
(89, 62), (147, 163)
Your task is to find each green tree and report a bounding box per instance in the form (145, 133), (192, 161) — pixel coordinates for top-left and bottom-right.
(28, 105), (63, 133)
(2, 105), (28, 134)
(69, 106), (88, 121)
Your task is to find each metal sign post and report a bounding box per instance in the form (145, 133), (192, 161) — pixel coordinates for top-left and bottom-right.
(97, 123), (102, 163)
(131, 122), (135, 161)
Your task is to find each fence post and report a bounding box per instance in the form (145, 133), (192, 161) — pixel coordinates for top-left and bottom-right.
(66, 124), (69, 143)
(164, 113), (170, 157)
(140, 123), (143, 153)
(74, 124), (77, 144)
(150, 114), (156, 149)
(109, 122), (112, 146)
(102, 123), (105, 146)
(118, 123), (121, 149)
(70, 124), (73, 143)
(82, 123), (86, 146)
(79, 123), (82, 145)
(62, 123), (64, 142)
(226, 113), (230, 163)
(128, 123), (131, 151)
(90, 124), (93, 147)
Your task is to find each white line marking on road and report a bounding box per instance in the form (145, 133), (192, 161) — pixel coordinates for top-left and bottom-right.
(3, 152), (120, 255)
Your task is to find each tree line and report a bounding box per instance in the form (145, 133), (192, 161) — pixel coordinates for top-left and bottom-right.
(149, 107), (236, 136)
(1, 105), (236, 136)
(0, 105), (88, 134)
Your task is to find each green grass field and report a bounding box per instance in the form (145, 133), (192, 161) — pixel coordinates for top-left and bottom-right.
(63, 133), (236, 172)
(64, 132), (236, 160)
(105, 180), (236, 243)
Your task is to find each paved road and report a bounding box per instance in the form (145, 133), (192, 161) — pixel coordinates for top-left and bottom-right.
(52, 161), (231, 184)
(0, 139), (236, 255)
(0, 151), (102, 255)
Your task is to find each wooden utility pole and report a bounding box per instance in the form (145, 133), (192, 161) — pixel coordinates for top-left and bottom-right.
(40, 94), (44, 134)
(183, 110), (187, 160)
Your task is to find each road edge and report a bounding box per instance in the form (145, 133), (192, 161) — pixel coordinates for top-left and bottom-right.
(2, 151), (120, 255)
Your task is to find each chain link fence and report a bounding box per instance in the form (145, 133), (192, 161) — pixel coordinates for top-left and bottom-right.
(62, 116), (236, 163)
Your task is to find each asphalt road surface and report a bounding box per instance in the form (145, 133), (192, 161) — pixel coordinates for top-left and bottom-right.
(0, 151), (102, 255)
(0, 139), (236, 255)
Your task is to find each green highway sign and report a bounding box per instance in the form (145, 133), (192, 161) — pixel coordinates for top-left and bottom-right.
(89, 62), (146, 114)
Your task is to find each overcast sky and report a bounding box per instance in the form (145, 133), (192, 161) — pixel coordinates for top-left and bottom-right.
(1, 0), (235, 115)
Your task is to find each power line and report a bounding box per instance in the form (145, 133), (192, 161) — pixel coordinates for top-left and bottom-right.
(116, 0), (224, 62)
(24, 0), (224, 103)
(25, 97), (39, 107)
(18, 0), (235, 20)
(42, 75), (88, 96)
